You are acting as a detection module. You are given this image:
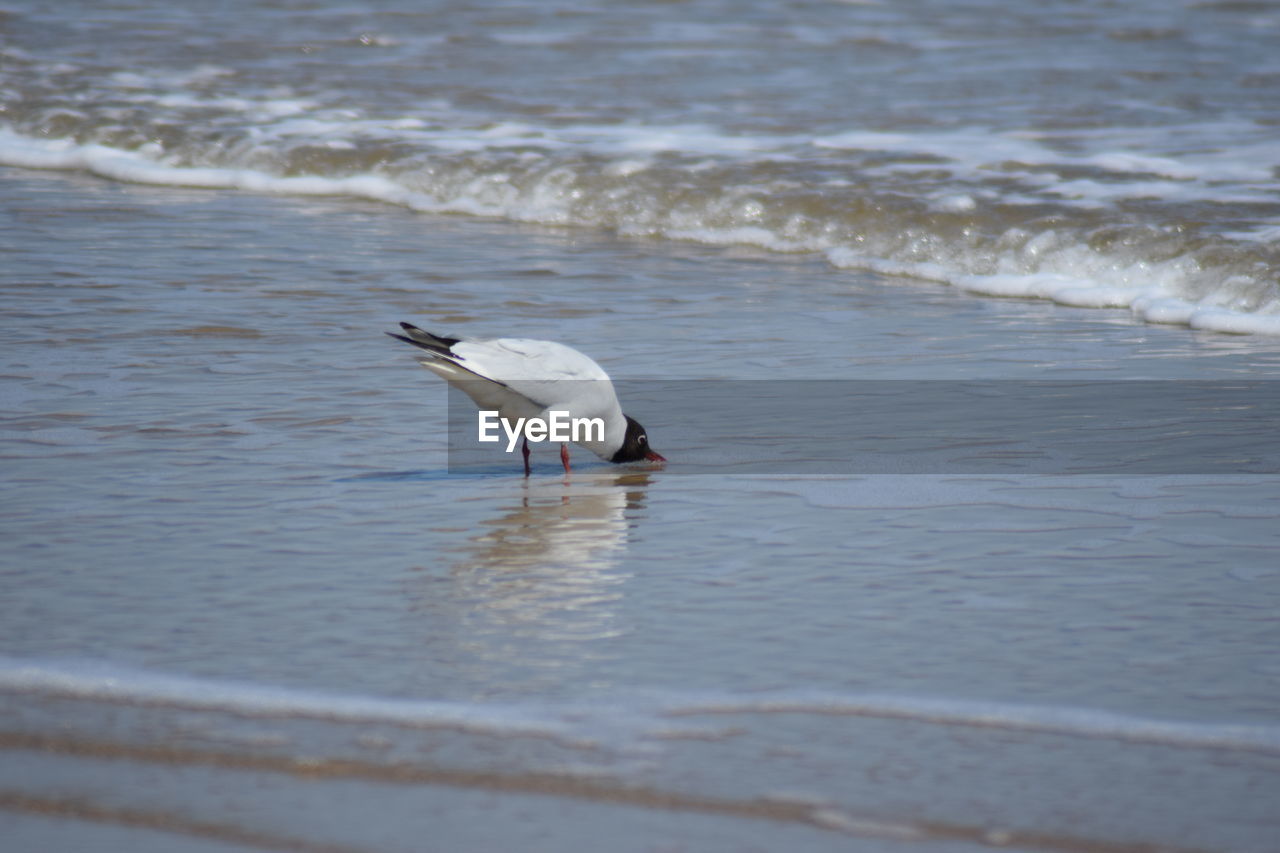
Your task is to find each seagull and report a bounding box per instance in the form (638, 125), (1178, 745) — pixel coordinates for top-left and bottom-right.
(387, 322), (664, 475)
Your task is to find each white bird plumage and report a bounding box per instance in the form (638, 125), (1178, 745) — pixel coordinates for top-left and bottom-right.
(388, 322), (663, 475)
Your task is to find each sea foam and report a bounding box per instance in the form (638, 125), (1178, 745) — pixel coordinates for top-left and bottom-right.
(3, 125), (1277, 336)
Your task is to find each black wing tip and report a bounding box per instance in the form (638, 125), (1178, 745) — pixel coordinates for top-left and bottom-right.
(387, 322), (462, 357)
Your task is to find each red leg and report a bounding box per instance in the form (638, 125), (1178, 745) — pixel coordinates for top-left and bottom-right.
(560, 443), (571, 474)
(522, 437), (531, 477)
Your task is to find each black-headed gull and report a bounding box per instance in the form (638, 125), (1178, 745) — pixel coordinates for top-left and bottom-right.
(388, 322), (664, 475)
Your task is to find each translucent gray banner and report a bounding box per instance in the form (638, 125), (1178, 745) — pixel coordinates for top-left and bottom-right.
(445, 381), (1280, 475)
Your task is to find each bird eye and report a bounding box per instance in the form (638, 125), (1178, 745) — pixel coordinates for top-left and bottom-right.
(638, 434), (647, 443)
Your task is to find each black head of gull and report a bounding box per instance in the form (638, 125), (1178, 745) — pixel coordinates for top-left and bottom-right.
(611, 415), (662, 464)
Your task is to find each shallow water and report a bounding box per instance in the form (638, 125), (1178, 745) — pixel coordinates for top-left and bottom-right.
(3, 0), (1280, 847)
(3, 166), (1280, 851)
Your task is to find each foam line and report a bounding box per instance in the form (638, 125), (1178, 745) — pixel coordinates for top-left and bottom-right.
(663, 691), (1280, 755)
(3, 127), (1278, 336)
(0, 657), (572, 740)
(6, 657), (1280, 756)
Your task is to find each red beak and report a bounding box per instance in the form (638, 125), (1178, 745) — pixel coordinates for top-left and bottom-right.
(644, 451), (666, 462)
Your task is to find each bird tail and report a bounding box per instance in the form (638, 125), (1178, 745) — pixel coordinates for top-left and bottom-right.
(385, 322), (462, 357)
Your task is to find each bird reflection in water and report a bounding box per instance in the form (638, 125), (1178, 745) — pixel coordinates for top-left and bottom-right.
(416, 471), (653, 691)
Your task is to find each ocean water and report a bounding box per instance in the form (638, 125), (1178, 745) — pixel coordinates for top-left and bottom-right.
(3, 0), (1280, 333)
(2, 1), (1280, 851)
